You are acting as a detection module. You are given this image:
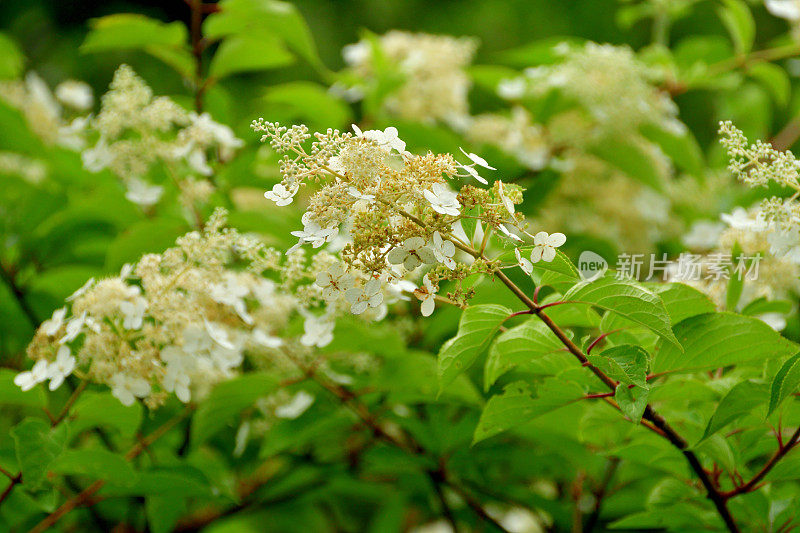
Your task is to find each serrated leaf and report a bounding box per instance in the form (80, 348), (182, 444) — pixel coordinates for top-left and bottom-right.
(564, 275), (680, 348)
(438, 304), (511, 391)
(588, 345), (649, 388)
(192, 373), (279, 447)
(484, 319), (566, 390)
(11, 418), (67, 489)
(701, 380), (767, 441)
(614, 384), (649, 423)
(653, 312), (798, 374)
(50, 449), (136, 485)
(473, 379), (584, 444)
(649, 282), (716, 325)
(532, 250), (582, 292)
(768, 352), (800, 416)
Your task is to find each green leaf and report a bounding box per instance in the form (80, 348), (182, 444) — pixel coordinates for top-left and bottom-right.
(726, 242), (744, 311)
(438, 304), (511, 391)
(653, 312), (798, 374)
(614, 384), (649, 423)
(70, 391), (143, 438)
(146, 495), (187, 533)
(205, 0), (324, 71)
(531, 250), (582, 292)
(702, 380), (768, 441)
(564, 275), (680, 348)
(640, 122), (705, 179)
(105, 218), (187, 272)
(192, 373), (279, 447)
(748, 62), (791, 107)
(82, 14), (188, 51)
(717, 0), (755, 55)
(741, 298), (793, 317)
(0, 33), (24, 79)
(262, 81), (351, 129)
(209, 35), (294, 79)
(768, 352), (800, 416)
(587, 345), (649, 388)
(11, 418), (67, 489)
(484, 319), (567, 390)
(0, 369), (46, 407)
(473, 379), (584, 444)
(50, 449), (136, 485)
(589, 137), (665, 192)
(649, 283), (716, 324)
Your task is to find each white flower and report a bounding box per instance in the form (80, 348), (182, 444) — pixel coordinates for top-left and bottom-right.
(252, 329), (283, 348)
(531, 231), (566, 262)
(459, 164), (487, 185)
(55, 80), (93, 110)
(760, 312), (787, 331)
(275, 390), (315, 419)
(498, 181), (515, 217)
(413, 275), (438, 317)
(345, 279), (384, 314)
(209, 274), (252, 324)
(423, 183), (461, 216)
(720, 207), (767, 231)
(515, 248), (533, 275)
(125, 178), (163, 207)
(430, 231), (456, 269)
(233, 420), (250, 457)
(66, 278), (95, 301)
(163, 366), (191, 403)
(300, 315), (335, 348)
(457, 146), (496, 184)
(41, 307), (67, 336)
(766, 0), (800, 20)
(264, 183), (297, 206)
(683, 220), (725, 249)
(60, 311), (89, 344)
(46, 346), (75, 391)
(185, 146), (213, 176)
(119, 296), (147, 330)
(353, 125), (407, 154)
(120, 263), (134, 279)
(110, 373), (151, 406)
(14, 360), (49, 391)
(188, 111), (244, 160)
(348, 187), (375, 203)
(387, 236), (437, 270)
(82, 137), (113, 172)
(291, 220), (338, 248)
(204, 319), (235, 350)
(343, 42), (370, 65)
(315, 263), (355, 301)
(498, 223), (523, 242)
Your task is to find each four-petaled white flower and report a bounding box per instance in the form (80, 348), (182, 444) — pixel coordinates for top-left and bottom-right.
(41, 307), (66, 336)
(209, 274), (252, 324)
(431, 231), (456, 269)
(348, 187), (376, 203)
(315, 263), (355, 301)
(498, 181), (515, 217)
(531, 231), (566, 262)
(110, 373), (151, 406)
(119, 296), (148, 330)
(515, 248), (533, 276)
(352, 125), (407, 154)
(387, 237), (437, 270)
(300, 315), (335, 348)
(60, 311), (89, 344)
(345, 279), (384, 315)
(291, 220), (338, 248)
(458, 147), (496, 184)
(252, 329), (283, 348)
(46, 346), (76, 391)
(264, 183), (297, 206)
(125, 178), (164, 207)
(424, 183), (461, 216)
(162, 363), (191, 403)
(413, 275), (438, 317)
(14, 359), (49, 391)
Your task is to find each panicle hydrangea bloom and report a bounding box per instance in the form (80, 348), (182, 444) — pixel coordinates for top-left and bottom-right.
(341, 31), (478, 123)
(251, 120), (566, 316)
(19, 209), (386, 407)
(81, 64), (243, 209)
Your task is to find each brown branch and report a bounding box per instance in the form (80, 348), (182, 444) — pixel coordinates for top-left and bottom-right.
(0, 472), (22, 507)
(585, 457), (620, 532)
(189, 0), (207, 112)
(29, 407), (192, 533)
(721, 426), (800, 500)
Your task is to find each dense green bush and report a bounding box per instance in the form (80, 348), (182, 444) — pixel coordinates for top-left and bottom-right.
(3, 1), (800, 531)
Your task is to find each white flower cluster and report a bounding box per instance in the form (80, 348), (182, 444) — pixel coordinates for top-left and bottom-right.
(19, 209), (374, 407)
(81, 65), (243, 208)
(253, 121), (567, 316)
(341, 31), (478, 123)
